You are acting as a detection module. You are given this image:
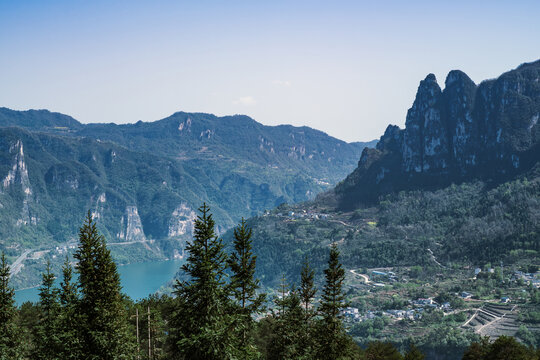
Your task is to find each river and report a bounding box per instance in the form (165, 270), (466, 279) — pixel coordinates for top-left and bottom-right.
(14, 259), (183, 305)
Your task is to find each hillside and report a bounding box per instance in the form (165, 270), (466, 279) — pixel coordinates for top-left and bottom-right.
(0, 109), (375, 288)
(223, 61), (540, 355)
(227, 60), (540, 284)
(0, 109), (375, 186)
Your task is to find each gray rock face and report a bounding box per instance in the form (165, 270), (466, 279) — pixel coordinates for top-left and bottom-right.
(443, 70), (477, 173)
(402, 73), (447, 173)
(337, 60), (540, 208)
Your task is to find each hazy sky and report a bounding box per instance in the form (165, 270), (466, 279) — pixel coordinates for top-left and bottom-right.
(1, 0), (539, 142)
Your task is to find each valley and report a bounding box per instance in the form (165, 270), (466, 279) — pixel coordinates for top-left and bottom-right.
(1, 59), (539, 358)
(0, 110), (375, 289)
(2, 1), (539, 358)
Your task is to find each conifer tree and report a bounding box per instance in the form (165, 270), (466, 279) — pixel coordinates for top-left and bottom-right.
(35, 261), (61, 360)
(74, 212), (132, 360)
(228, 218), (265, 360)
(0, 252), (22, 360)
(298, 257), (317, 357)
(60, 256), (78, 306)
(299, 256), (316, 321)
(315, 243), (350, 360)
(268, 286), (304, 360)
(58, 256), (81, 359)
(170, 203), (235, 360)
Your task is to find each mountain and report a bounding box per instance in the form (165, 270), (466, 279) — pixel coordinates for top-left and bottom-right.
(336, 60), (539, 209)
(0, 109), (375, 288)
(227, 60), (540, 286)
(0, 109), (375, 186)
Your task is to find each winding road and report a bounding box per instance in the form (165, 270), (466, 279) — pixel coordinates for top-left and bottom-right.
(349, 269), (371, 284)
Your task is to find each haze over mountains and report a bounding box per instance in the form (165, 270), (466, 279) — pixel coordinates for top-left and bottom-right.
(0, 108), (375, 287)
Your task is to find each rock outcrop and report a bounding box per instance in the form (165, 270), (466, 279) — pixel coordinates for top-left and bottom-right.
(168, 203), (196, 237)
(1, 140), (36, 225)
(337, 60), (540, 208)
(117, 206), (147, 243)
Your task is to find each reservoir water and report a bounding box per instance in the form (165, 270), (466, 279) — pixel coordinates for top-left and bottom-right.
(14, 259), (183, 305)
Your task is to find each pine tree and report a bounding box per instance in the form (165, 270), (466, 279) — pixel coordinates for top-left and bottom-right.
(228, 218), (266, 360)
(315, 243), (351, 360)
(60, 256), (78, 306)
(268, 285), (305, 360)
(298, 257), (317, 357)
(34, 261), (61, 360)
(0, 252), (22, 360)
(58, 256), (81, 359)
(299, 256), (316, 321)
(170, 203), (235, 360)
(74, 212), (132, 360)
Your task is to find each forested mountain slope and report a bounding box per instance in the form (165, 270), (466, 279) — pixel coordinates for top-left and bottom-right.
(227, 60), (540, 287)
(0, 109), (374, 288)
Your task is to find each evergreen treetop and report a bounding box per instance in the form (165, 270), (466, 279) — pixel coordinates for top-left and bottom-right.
(0, 252), (22, 359)
(316, 243), (351, 360)
(228, 218), (266, 360)
(35, 261), (61, 360)
(171, 203), (235, 360)
(73, 211), (131, 360)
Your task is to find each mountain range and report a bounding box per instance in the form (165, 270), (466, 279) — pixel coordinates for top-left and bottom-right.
(0, 108), (375, 288)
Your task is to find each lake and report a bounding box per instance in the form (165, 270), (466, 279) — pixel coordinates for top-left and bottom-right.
(14, 259), (183, 305)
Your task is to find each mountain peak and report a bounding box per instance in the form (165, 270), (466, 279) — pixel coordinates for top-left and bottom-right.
(336, 60), (540, 209)
(424, 73), (437, 82)
(445, 70), (475, 88)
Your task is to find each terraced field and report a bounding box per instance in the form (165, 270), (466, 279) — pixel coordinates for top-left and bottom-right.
(462, 303), (539, 339)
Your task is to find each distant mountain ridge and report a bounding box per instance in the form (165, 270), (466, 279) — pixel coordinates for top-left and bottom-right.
(0, 108), (375, 185)
(0, 108), (375, 288)
(336, 59), (540, 208)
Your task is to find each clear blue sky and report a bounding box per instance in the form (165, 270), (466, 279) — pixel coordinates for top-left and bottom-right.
(1, 0), (539, 142)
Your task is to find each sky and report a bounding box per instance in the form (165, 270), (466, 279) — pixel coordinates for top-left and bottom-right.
(1, 0), (539, 142)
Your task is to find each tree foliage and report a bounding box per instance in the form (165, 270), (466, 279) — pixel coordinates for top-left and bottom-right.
(316, 243), (351, 360)
(228, 218), (266, 359)
(170, 203), (235, 360)
(0, 252), (22, 359)
(74, 212), (132, 359)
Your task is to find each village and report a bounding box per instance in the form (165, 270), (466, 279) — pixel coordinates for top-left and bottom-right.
(341, 267), (540, 325)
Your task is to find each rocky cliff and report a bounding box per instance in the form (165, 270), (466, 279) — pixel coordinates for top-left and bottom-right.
(336, 60), (540, 208)
(0, 109), (376, 288)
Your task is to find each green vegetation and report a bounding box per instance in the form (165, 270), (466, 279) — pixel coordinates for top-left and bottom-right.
(235, 173), (539, 287)
(316, 243), (353, 359)
(0, 252), (23, 359)
(228, 218), (266, 359)
(1, 206), (538, 359)
(0, 109), (375, 290)
(463, 336), (538, 360)
(75, 213), (133, 359)
(169, 204), (235, 359)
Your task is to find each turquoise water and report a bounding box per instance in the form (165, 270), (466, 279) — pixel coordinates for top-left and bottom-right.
(14, 259), (183, 305)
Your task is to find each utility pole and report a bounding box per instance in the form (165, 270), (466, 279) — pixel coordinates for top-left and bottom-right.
(148, 306), (152, 360)
(131, 308), (140, 360)
(136, 308), (140, 360)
